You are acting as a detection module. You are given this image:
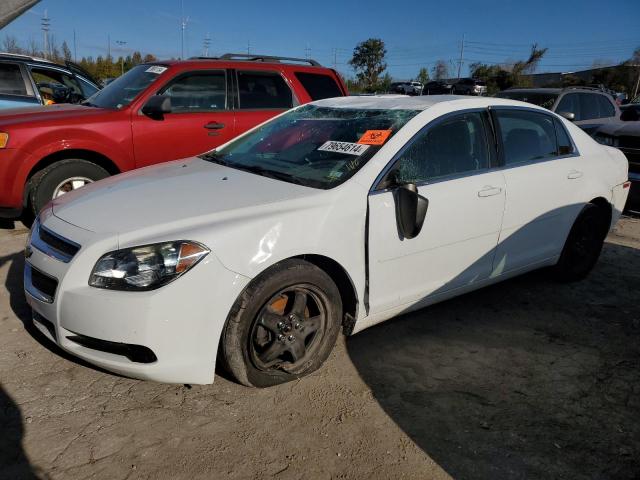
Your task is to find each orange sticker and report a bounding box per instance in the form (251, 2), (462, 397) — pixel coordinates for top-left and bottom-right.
(358, 129), (392, 146)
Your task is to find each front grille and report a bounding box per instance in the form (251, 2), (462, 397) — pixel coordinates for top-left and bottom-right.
(39, 226), (80, 258)
(66, 333), (158, 363)
(30, 266), (58, 300)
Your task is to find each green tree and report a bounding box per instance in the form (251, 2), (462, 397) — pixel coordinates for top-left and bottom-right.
(349, 38), (387, 93)
(416, 67), (429, 85)
(143, 53), (157, 63)
(379, 73), (392, 92)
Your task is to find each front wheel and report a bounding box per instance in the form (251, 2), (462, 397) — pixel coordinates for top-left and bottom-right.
(554, 203), (610, 282)
(29, 159), (110, 217)
(220, 259), (342, 388)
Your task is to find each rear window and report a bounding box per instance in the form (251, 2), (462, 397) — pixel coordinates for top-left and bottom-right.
(295, 72), (343, 100)
(0, 63), (27, 95)
(496, 91), (558, 110)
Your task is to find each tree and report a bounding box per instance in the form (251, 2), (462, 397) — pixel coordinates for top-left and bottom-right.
(349, 38), (387, 93)
(2, 35), (22, 53)
(379, 73), (392, 93)
(143, 53), (157, 63)
(62, 41), (72, 61)
(432, 60), (448, 80)
(416, 67), (429, 85)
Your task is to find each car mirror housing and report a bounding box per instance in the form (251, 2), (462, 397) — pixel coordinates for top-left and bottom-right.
(394, 183), (429, 240)
(558, 111), (576, 122)
(142, 95), (172, 119)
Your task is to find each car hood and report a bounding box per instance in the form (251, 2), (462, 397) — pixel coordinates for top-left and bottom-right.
(51, 157), (318, 235)
(0, 103), (112, 128)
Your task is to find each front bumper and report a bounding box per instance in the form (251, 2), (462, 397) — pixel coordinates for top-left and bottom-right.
(24, 211), (250, 384)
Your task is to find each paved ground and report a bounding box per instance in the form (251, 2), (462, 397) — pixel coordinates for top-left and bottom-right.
(1, 217), (639, 480)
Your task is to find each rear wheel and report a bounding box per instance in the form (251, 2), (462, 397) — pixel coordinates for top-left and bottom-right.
(29, 159), (109, 217)
(554, 203), (610, 282)
(221, 259), (342, 388)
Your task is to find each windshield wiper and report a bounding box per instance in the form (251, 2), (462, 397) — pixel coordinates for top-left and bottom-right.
(199, 151), (228, 166)
(237, 165), (308, 186)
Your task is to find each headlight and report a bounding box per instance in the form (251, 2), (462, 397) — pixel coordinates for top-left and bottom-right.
(0, 132), (8, 148)
(89, 241), (209, 291)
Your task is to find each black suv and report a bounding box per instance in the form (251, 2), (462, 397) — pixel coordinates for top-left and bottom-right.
(0, 53), (100, 109)
(496, 87), (620, 135)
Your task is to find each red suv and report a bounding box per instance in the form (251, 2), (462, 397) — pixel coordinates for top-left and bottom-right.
(0, 53), (347, 221)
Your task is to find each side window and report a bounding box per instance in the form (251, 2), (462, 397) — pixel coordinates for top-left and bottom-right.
(579, 93), (600, 120)
(595, 94), (615, 118)
(159, 71), (226, 112)
(78, 78), (99, 99)
(554, 118), (575, 156)
(495, 109), (558, 165)
(294, 72), (342, 100)
(556, 93), (581, 121)
(391, 112), (490, 184)
(237, 71), (293, 109)
(30, 67), (83, 102)
(0, 63), (27, 95)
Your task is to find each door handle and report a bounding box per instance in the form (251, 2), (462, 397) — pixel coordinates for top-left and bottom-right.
(204, 122), (225, 130)
(567, 170), (583, 179)
(477, 186), (502, 197)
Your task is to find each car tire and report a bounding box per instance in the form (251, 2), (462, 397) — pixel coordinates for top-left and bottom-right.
(220, 259), (342, 388)
(554, 203), (610, 282)
(29, 159), (109, 217)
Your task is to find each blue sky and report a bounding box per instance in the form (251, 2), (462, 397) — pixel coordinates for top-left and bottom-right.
(2, 0), (638, 80)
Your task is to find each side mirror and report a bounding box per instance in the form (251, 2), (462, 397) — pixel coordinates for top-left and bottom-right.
(558, 111), (576, 122)
(394, 183), (429, 239)
(620, 108), (640, 122)
(142, 95), (172, 119)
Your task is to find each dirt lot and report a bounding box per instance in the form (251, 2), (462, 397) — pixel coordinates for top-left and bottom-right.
(1, 217), (639, 480)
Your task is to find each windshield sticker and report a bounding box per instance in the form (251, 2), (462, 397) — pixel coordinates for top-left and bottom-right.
(317, 141), (370, 156)
(145, 66), (167, 74)
(358, 129), (392, 146)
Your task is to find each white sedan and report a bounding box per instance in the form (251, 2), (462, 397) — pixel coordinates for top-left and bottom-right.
(24, 95), (630, 387)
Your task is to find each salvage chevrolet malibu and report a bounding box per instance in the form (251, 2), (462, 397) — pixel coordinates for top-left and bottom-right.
(24, 95), (630, 387)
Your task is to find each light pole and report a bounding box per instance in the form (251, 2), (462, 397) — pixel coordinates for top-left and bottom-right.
(116, 40), (127, 76)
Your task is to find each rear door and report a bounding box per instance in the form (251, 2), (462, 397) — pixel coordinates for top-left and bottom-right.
(132, 69), (236, 167)
(492, 108), (584, 273)
(232, 69), (295, 138)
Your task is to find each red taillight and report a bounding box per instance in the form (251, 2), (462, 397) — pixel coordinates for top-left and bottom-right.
(623, 181), (631, 189)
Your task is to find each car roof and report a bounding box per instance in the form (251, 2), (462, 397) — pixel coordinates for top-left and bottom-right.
(311, 94), (535, 111)
(0, 52), (56, 65)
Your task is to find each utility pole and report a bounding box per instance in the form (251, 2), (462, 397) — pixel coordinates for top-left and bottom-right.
(180, 0), (189, 59)
(116, 40), (126, 75)
(332, 48), (337, 69)
(73, 29), (77, 62)
(203, 32), (211, 57)
(41, 10), (50, 58)
(107, 34), (111, 59)
(457, 33), (465, 79)
(305, 44), (311, 60)
(247, 40), (251, 55)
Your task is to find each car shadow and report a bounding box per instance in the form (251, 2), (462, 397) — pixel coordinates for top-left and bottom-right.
(346, 241), (640, 479)
(0, 387), (40, 479)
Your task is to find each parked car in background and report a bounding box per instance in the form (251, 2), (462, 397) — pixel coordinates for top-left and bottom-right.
(0, 53), (347, 222)
(594, 122), (640, 212)
(452, 78), (487, 95)
(422, 80), (454, 95)
(24, 95), (628, 386)
(0, 53), (100, 109)
(389, 81), (422, 95)
(496, 87), (621, 135)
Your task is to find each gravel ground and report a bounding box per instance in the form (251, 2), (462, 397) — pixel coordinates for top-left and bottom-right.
(1, 217), (639, 480)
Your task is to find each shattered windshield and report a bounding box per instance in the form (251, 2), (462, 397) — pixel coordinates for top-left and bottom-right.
(200, 105), (418, 189)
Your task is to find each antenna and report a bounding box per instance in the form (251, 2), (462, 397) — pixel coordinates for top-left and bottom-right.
(41, 10), (50, 58)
